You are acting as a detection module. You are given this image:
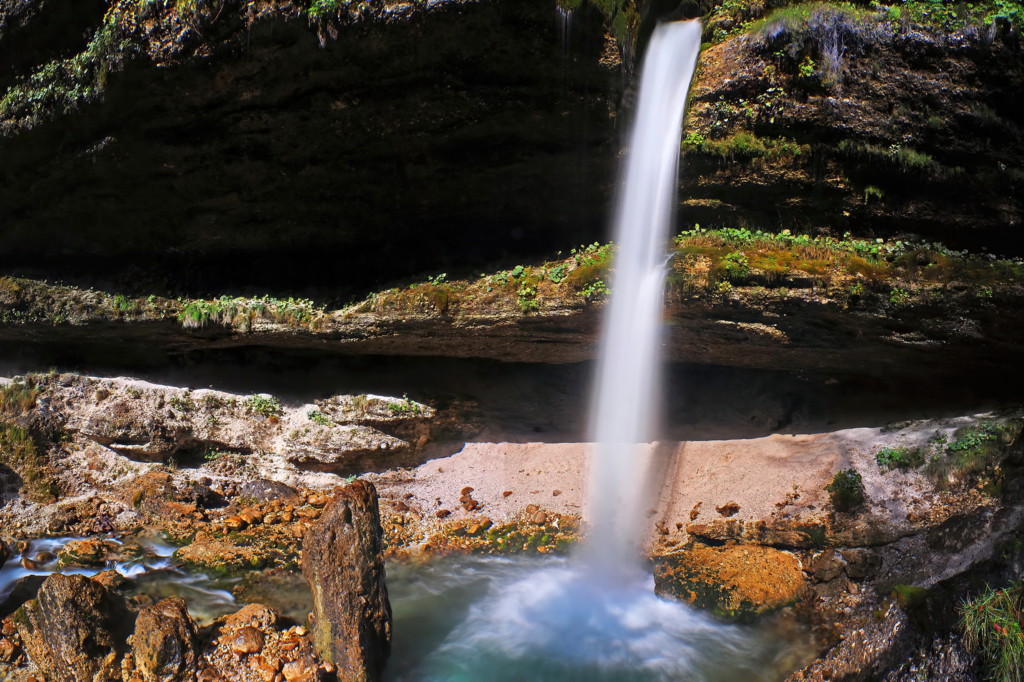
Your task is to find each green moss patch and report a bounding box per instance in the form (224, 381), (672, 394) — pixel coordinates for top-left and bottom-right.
(0, 422), (58, 502)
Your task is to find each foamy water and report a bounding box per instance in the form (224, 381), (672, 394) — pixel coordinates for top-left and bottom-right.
(385, 556), (809, 682)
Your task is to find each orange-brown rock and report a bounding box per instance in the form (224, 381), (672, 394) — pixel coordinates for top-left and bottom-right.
(57, 537), (119, 567)
(15, 574), (134, 682)
(301, 480), (391, 681)
(686, 516), (831, 548)
(130, 597), (199, 682)
(654, 545), (806, 622)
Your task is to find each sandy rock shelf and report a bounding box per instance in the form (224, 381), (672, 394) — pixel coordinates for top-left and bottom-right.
(370, 412), (1016, 555)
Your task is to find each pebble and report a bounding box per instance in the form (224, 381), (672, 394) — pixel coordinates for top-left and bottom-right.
(435, 509), (451, 518)
(231, 626), (265, 655)
(502, 491), (513, 497)
(282, 659), (316, 682)
(552, 490), (562, 496)
(460, 486), (474, 495)
(256, 654), (281, 677)
(532, 511), (548, 526)
(198, 665), (224, 681)
(716, 502), (740, 517)
(224, 516), (248, 532)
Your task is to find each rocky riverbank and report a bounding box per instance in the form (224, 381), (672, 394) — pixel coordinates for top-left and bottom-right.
(0, 368), (1020, 678)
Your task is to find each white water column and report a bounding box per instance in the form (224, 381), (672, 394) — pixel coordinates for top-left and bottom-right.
(583, 20), (702, 578)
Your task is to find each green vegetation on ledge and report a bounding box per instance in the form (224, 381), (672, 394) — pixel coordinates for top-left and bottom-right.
(704, 0), (1024, 46)
(0, 228), (1022, 335)
(826, 468), (865, 511)
(669, 227), (1024, 306)
(876, 417), (1022, 488)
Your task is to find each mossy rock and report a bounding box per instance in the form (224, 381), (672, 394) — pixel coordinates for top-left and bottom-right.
(57, 538), (120, 568)
(654, 545), (806, 623)
(174, 531), (284, 578)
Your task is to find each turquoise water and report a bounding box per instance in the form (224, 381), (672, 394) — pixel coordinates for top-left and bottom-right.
(385, 555), (811, 682)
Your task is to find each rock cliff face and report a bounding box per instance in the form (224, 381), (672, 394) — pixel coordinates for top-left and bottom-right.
(0, 3), (1022, 679)
(681, 4), (1024, 252)
(1, 0), (1020, 300)
(0, 0), (619, 296)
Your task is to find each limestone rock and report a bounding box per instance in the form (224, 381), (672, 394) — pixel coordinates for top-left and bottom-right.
(175, 531), (273, 576)
(14, 573), (134, 682)
(57, 537), (119, 567)
(131, 598), (199, 682)
(301, 479), (391, 681)
(654, 545), (806, 622)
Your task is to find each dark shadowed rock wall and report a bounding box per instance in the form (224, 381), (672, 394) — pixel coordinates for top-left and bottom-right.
(0, 0), (620, 297)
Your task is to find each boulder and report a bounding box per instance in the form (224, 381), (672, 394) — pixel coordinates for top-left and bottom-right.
(238, 479), (300, 504)
(14, 573), (134, 682)
(130, 597), (199, 682)
(301, 479), (391, 681)
(654, 545), (807, 622)
(57, 537), (119, 567)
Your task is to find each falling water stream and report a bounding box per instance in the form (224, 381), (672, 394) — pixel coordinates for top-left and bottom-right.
(583, 19), (700, 577)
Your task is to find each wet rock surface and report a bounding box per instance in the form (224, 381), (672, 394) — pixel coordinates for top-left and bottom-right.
(301, 480), (391, 681)
(129, 597), (199, 682)
(654, 545), (807, 621)
(14, 573), (134, 682)
(0, 0), (616, 295)
(684, 9), (1024, 249)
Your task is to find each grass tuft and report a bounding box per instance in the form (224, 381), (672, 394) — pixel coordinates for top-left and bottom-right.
(961, 583), (1024, 682)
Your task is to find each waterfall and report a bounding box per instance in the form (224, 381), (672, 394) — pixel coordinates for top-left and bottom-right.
(399, 21), (796, 682)
(583, 20), (702, 577)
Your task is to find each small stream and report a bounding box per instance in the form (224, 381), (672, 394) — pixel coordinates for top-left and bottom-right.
(0, 533), (237, 624)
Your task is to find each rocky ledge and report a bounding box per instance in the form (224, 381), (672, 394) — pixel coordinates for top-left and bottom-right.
(2, 229), (1022, 378)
